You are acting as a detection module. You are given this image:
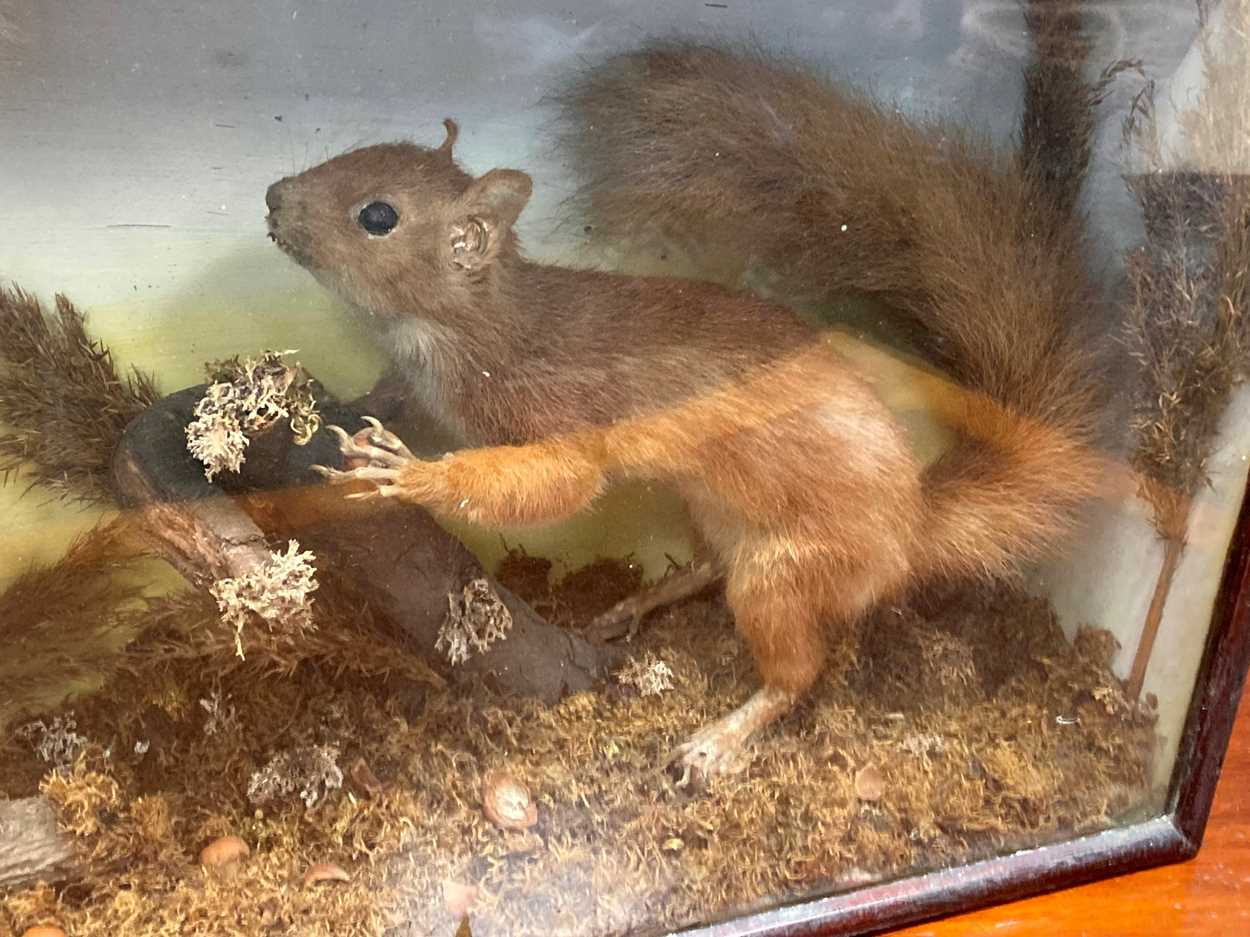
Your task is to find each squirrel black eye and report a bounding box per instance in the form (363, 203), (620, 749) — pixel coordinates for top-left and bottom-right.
(358, 201), (399, 236)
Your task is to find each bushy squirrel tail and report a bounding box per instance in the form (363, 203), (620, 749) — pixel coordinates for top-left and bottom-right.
(557, 33), (1105, 580)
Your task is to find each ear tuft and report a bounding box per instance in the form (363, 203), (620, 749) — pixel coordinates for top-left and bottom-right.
(438, 118), (459, 158)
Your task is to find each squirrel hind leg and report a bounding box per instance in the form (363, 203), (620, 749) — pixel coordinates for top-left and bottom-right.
(669, 574), (827, 786)
(670, 560), (884, 786)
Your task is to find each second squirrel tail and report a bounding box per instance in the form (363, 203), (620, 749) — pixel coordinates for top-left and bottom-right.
(557, 40), (1104, 580)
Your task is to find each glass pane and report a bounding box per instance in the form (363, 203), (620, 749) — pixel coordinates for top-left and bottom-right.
(2, 2), (1245, 935)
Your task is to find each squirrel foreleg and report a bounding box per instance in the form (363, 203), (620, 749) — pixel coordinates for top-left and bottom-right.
(318, 419), (608, 528)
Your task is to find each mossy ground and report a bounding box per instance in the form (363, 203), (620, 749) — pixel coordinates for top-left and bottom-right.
(2, 556), (1156, 937)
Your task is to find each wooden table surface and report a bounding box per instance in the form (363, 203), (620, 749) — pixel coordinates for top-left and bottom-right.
(890, 690), (1250, 936)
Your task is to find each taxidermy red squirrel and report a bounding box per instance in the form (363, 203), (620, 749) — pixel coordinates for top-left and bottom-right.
(264, 43), (1102, 783)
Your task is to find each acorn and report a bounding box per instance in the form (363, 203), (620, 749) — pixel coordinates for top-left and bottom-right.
(854, 764), (886, 802)
(200, 834), (250, 867)
(481, 770), (537, 831)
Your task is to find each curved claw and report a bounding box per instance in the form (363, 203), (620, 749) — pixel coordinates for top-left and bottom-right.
(326, 424), (361, 453)
(361, 415), (416, 460)
(327, 424), (350, 440)
(666, 736), (748, 789)
(665, 688), (792, 788)
(313, 463), (367, 483)
(667, 745), (698, 790)
(325, 422), (411, 469)
(343, 465), (401, 484)
(313, 461), (401, 490)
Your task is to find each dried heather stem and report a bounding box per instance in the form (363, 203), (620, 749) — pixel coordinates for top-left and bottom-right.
(1120, 0), (1250, 696)
(0, 517), (156, 731)
(0, 287), (159, 503)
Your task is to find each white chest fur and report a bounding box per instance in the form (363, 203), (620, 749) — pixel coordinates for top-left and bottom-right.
(385, 317), (462, 433)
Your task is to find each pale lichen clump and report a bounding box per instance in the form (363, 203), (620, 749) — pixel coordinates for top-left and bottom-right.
(16, 715), (90, 770)
(246, 744), (343, 809)
(185, 350), (321, 481)
(209, 540), (319, 659)
(616, 652), (676, 697)
(436, 578), (513, 665)
(198, 690), (240, 737)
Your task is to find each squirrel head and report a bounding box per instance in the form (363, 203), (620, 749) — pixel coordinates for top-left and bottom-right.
(265, 118), (533, 319)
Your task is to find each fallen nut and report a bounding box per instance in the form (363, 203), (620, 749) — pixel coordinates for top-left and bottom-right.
(443, 879), (479, 917)
(854, 764), (886, 802)
(21, 927), (67, 937)
(481, 770), (537, 831)
(303, 861), (351, 887)
(200, 834), (250, 867)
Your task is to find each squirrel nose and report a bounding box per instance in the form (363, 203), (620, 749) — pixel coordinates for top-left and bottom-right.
(265, 181), (286, 212)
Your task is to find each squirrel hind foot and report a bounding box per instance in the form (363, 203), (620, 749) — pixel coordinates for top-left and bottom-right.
(668, 685), (796, 788)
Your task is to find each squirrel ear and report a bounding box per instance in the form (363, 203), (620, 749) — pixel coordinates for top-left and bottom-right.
(437, 118), (458, 158)
(448, 169), (533, 271)
(461, 168), (532, 231)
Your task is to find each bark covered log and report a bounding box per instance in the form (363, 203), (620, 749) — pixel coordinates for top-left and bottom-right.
(291, 505), (607, 699)
(109, 380), (610, 701)
(110, 385), (276, 585)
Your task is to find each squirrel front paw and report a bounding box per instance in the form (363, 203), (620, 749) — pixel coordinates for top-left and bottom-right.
(313, 416), (416, 499)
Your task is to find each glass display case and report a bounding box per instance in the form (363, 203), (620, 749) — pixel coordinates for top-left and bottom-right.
(2, 2), (1248, 935)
